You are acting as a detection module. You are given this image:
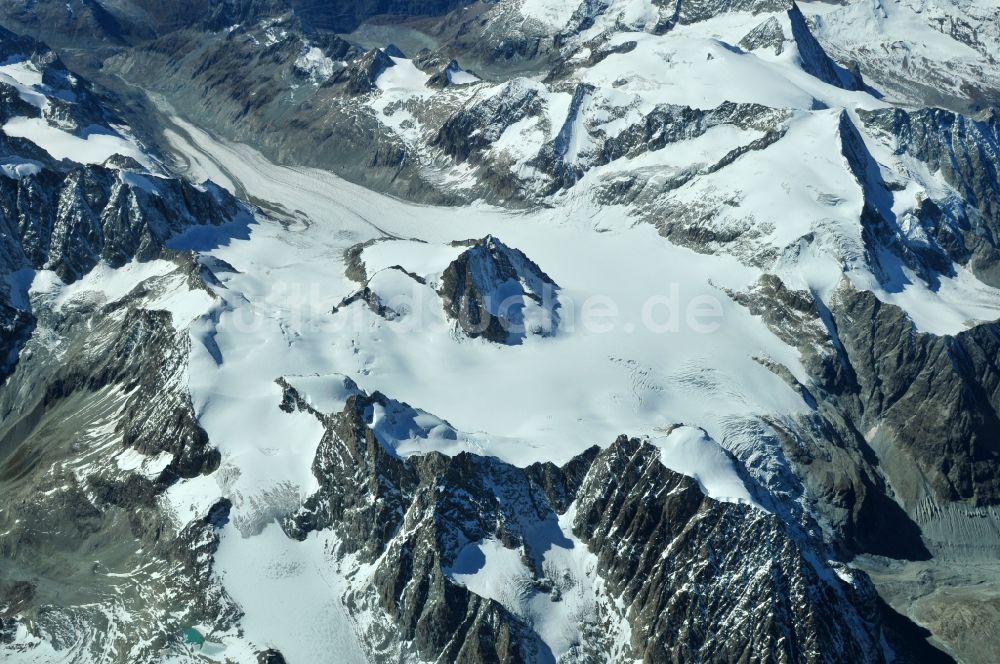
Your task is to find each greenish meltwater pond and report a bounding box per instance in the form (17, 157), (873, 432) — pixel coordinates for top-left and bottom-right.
(183, 627), (205, 648)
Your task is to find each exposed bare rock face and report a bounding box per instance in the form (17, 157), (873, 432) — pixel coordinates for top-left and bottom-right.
(438, 235), (560, 344)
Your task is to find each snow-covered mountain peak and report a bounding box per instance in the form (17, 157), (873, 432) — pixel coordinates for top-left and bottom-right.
(439, 235), (561, 344)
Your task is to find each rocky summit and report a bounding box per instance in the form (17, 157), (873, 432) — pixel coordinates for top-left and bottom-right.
(0, 1), (998, 663)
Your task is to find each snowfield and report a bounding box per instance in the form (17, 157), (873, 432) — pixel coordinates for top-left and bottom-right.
(2, 116), (152, 167)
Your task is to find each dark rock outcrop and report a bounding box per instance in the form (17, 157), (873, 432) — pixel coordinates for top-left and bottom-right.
(433, 80), (543, 164)
(838, 111), (954, 289)
(256, 649), (287, 664)
(426, 59), (477, 89)
(438, 235), (559, 344)
(531, 82), (594, 191)
(286, 0), (478, 33)
(787, 2), (864, 91)
(832, 289), (1000, 507)
(39, 168), (237, 281)
(0, 82), (40, 123)
(737, 269), (1000, 559)
(740, 15), (786, 54)
(575, 436), (891, 663)
(284, 389), (549, 663)
(675, 0), (791, 26)
(601, 100), (787, 165)
(331, 47), (397, 96)
(860, 106), (1000, 286)
(0, 261), (237, 661)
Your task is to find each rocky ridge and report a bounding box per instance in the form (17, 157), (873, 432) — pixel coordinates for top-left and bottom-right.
(277, 379), (915, 664)
(0, 28), (258, 662)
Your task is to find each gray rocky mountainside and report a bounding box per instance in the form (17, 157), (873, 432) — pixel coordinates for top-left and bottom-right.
(0, 0), (998, 663)
(437, 236), (560, 344)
